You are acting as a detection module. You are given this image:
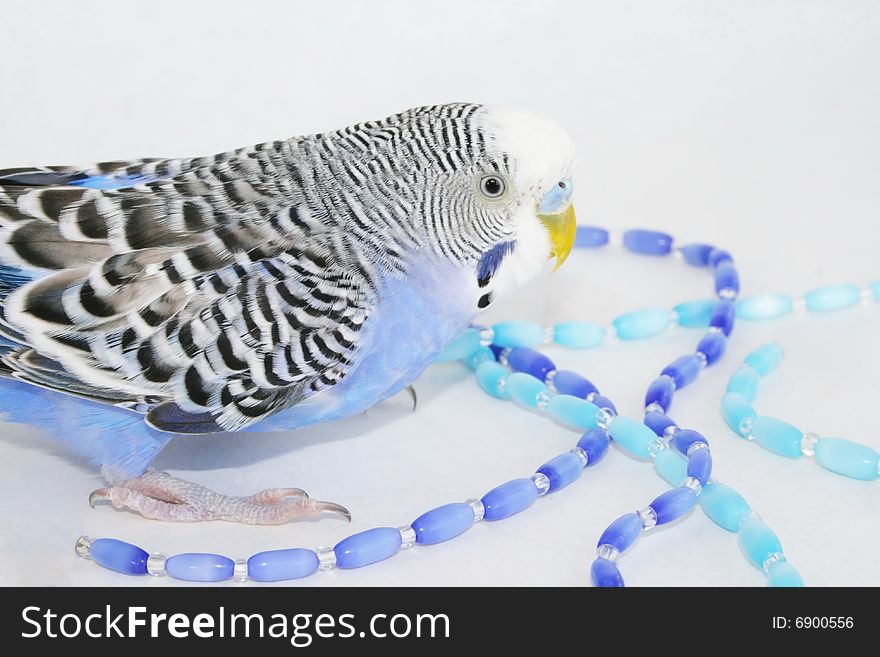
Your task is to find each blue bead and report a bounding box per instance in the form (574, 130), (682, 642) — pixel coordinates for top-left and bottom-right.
(767, 561), (804, 587)
(476, 361), (511, 399)
(481, 478), (539, 521)
(805, 283), (861, 312)
(650, 487), (697, 525)
(506, 372), (549, 408)
(708, 248), (733, 268)
(492, 321), (545, 348)
(591, 394), (617, 415)
(661, 354), (702, 389)
(714, 262), (739, 297)
(736, 294), (793, 320)
(644, 410), (677, 436)
(547, 395), (601, 430)
(645, 376), (675, 412)
(575, 225), (609, 248)
(334, 527), (402, 569)
(699, 482), (751, 532)
(612, 308), (671, 340)
(872, 281), (880, 301)
(744, 342), (784, 376)
(551, 369), (598, 398)
(814, 437), (880, 481)
(751, 416), (804, 458)
(727, 365), (760, 402)
(89, 538), (149, 576)
(738, 517), (783, 570)
(435, 328), (481, 362)
(696, 331), (726, 365)
(673, 300), (716, 327)
(506, 347), (556, 380)
(411, 503), (475, 545)
(623, 229), (673, 255)
(710, 300), (735, 336)
(680, 243), (714, 267)
(247, 548), (319, 582)
(165, 553), (235, 582)
(465, 346), (496, 370)
(591, 558), (624, 587)
(577, 429), (610, 466)
(721, 392), (757, 436)
(672, 428), (707, 455)
(609, 415), (657, 459)
(597, 513), (642, 552)
(552, 321), (605, 348)
(687, 448), (712, 484)
(538, 451), (585, 491)
(653, 449), (687, 486)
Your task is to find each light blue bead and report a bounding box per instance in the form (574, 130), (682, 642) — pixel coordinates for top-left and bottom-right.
(247, 548), (319, 582)
(814, 437), (880, 481)
(434, 328), (481, 362)
(751, 416), (804, 458)
(608, 415), (657, 459)
(736, 294), (793, 320)
(805, 283), (861, 312)
(90, 538), (149, 576)
(506, 372), (548, 408)
(334, 527), (402, 569)
(726, 365), (760, 402)
(464, 346), (495, 370)
(547, 395), (601, 429)
(767, 561), (804, 587)
(492, 320), (545, 348)
(721, 392), (757, 436)
(744, 343), (784, 376)
(872, 281), (880, 300)
(738, 517), (783, 570)
(411, 503), (475, 545)
(653, 449), (687, 486)
(165, 553), (235, 582)
(481, 478), (539, 521)
(612, 308), (671, 340)
(552, 321), (605, 348)
(673, 300), (716, 327)
(538, 452), (585, 491)
(476, 361), (511, 399)
(699, 482), (751, 532)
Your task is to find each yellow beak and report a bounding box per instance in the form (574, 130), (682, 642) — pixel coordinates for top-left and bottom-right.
(538, 203), (576, 270)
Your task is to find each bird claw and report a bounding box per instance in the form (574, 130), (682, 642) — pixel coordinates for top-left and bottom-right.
(406, 385), (418, 412)
(314, 500), (352, 522)
(88, 488), (110, 508)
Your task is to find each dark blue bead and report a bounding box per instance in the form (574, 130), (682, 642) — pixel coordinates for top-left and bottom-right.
(710, 300), (736, 336)
(591, 558), (625, 587)
(644, 376), (675, 411)
(650, 487), (697, 525)
(673, 428), (708, 455)
(574, 226), (609, 248)
(661, 354), (702, 389)
(597, 513), (642, 552)
(644, 411), (677, 436)
(488, 344), (504, 360)
(708, 248), (733, 268)
(538, 452), (585, 491)
(506, 347), (556, 381)
(680, 243), (714, 267)
(551, 369), (598, 398)
(623, 229), (674, 255)
(577, 429), (610, 466)
(687, 448), (713, 484)
(90, 538), (149, 576)
(696, 331), (727, 365)
(591, 394), (617, 415)
(714, 262), (740, 297)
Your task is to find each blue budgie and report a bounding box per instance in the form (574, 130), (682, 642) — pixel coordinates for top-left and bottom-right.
(0, 103), (576, 524)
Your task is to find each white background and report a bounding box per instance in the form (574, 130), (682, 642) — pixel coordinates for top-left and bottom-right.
(0, 1), (877, 586)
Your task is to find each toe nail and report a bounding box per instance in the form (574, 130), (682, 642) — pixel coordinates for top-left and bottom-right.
(282, 487), (309, 499)
(317, 501), (352, 522)
(89, 488), (110, 508)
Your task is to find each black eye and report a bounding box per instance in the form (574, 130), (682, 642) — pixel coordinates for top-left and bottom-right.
(480, 175), (506, 198)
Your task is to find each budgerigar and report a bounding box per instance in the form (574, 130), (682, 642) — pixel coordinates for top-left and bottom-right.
(0, 103), (576, 524)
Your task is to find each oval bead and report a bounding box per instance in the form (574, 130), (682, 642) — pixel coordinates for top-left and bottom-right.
(577, 429), (610, 466)
(434, 328), (481, 362)
(721, 392), (756, 436)
(699, 482), (750, 532)
(411, 503), (475, 545)
(591, 558), (624, 587)
(744, 342), (784, 376)
(491, 321), (544, 348)
(476, 361), (511, 399)
(814, 437), (880, 481)
(872, 281), (880, 300)
(547, 395), (601, 429)
(506, 372), (549, 408)
(644, 410), (677, 436)
(653, 449), (687, 486)
(714, 262), (740, 297)
(247, 548), (319, 582)
(334, 527), (402, 569)
(165, 553), (235, 582)
(538, 452), (585, 491)
(650, 487), (697, 525)
(804, 283), (861, 312)
(506, 347), (555, 381)
(645, 376), (675, 412)
(661, 354), (702, 389)
(464, 346), (495, 370)
(674, 299), (716, 327)
(608, 415), (657, 459)
(687, 448), (713, 484)
(552, 321), (605, 349)
(622, 229), (673, 255)
(612, 308), (671, 340)
(481, 478), (539, 521)
(726, 365), (760, 402)
(89, 538), (149, 576)
(696, 331), (726, 365)
(751, 416), (804, 458)
(767, 561), (804, 587)
(550, 369), (598, 398)
(680, 243), (714, 267)
(575, 225), (609, 248)
(710, 300), (735, 336)
(597, 513), (643, 552)
(672, 428), (707, 455)
(736, 294), (793, 320)
(738, 517), (783, 569)
(708, 248), (733, 268)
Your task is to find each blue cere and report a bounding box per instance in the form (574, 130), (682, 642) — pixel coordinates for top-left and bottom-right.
(89, 538), (149, 576)
(247, 548), (320, 582)
(538, 178), (573, 213)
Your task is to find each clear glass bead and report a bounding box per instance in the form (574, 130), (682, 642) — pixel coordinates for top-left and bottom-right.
(466, 497), (485, 522)
(531, 472), (551, 496)
(719, 287), (738, 300)
(596, 543), (620, 562)
(647, 437), (668, 457)
(586, 391), (598, 402)
(663, 424), (679, 439)
(687, 441), (708, 456)
(543, 326), (555, 344)
(708, 325), (723, 334)
(496, 376), (508, 395)
(683, 476), (703, 496)
(146, 553), (167, 577)
(398, 526), (416, 549)
(316, 547), (337, 570)
(762, 552), (786, 574)
(739, 416), (754, 439)
(571, 446), (589, 468)
(744, 510), (763, 523)
(800, 432), (820, 457)
(791, 297), (807, 313)
(639, 506), (658, 530)
(860, 288), (873, 305)
(695, 351), (708, 368)
(233, 559), (249, 582)
(645, 401), (665, 414)
(668, 310), (680, 325)
(607, 231), (623, 247)
(74, 535), (93, 560)
(661, 373), (677, 389)
(544, 369), (558, 392)
(497, 348), (511, 366)
(535, 391), (552, 410)
(479, 328), (495, 345)
(672, 248), (684, 260)
(596, 408), (613, 429)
